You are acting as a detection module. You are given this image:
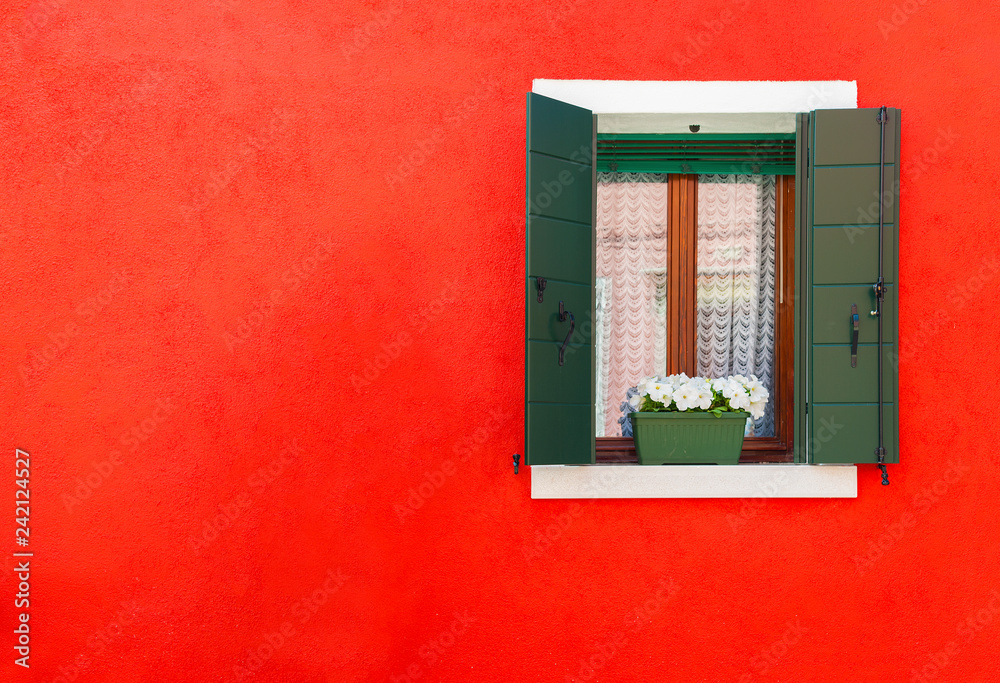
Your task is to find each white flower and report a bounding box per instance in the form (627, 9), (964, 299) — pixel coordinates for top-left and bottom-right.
(689, 375), (710, 390)
(672, 382), (700, 411)
(749, 400), (767, 420)
(667, 373), (689, 390)
(730, 389), (751, 412)
(636, 378), (651, 397)
(695, 385), (714, 410)
(711, 377), (728, 393)
(748, 379), (769, 404)
(721, 380), (743, 400)
(647, 381), (670, 405)
(628, 393), (642, 409)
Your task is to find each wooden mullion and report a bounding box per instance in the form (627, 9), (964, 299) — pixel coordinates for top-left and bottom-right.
(667, 174), (698, 376)
(683, 176), (697, 376)
(666, 174), (681, 374)
(776, 175), (798, 460)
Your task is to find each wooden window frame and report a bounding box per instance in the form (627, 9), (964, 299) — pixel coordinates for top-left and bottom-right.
(596, 174), (796, 463)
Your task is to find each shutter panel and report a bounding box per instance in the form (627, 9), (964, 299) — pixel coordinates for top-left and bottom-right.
(805, 108), (900, 465)
(525, 93), (595, 465)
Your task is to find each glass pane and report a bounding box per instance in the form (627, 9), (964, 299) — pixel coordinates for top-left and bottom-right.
(595, 172), (669, 437)
(696, 174), (777, 437)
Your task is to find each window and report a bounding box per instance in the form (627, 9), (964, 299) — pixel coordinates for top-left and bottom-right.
(524, 82), (900, 474)
(593, 170), (796, 462)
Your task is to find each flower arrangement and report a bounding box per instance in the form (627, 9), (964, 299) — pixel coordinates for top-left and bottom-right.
(631, 373), (769, 420)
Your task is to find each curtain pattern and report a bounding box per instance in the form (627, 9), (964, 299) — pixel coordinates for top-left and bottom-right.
(595, 172), (669, 436)
(695, 174), (777, 437)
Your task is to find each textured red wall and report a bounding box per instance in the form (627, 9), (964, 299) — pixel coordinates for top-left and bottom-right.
(3, 0), (1000, 681)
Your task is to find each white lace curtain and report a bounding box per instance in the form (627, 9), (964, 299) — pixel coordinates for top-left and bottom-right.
(595, 172), (668, 436)
(595, 172), (777, 438)
(696, 174), (776, 437)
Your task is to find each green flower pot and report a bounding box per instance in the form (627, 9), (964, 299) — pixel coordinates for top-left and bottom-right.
(629, 411), (749, 465)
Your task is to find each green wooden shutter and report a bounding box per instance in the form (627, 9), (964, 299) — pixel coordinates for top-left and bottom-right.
(525, 93), (595, 465)
(804, 108), (901, 465)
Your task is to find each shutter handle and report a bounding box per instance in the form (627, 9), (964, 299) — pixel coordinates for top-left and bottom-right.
(536, 277), (547, 303)
(851, 303), (859, 368)
(557, 301), (575, 367)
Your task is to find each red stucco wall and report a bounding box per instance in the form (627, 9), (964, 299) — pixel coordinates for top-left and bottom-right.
(3, 0), (999, 681)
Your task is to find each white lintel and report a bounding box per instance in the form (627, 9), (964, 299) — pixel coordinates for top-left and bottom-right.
(531, 79), (857, 114)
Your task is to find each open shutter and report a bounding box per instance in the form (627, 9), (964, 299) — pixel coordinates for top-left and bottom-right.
(804, 108), (900, 466)
(525, 93), (595, 465)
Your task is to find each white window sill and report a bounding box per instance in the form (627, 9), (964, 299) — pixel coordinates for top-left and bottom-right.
(530, 464), (857, 499)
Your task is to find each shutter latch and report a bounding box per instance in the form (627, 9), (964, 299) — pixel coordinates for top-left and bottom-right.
(536, 277), (547, 303)
(871, 277), (885, 317)
(513, 453), (521, 474)
(557, 301), (575, 366)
